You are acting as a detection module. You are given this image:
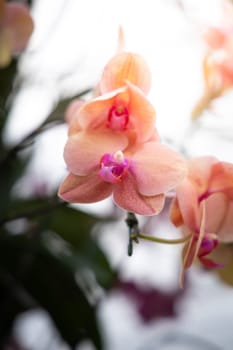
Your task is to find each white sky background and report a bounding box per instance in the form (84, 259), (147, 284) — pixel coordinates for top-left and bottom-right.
(3, 0), (233, 349)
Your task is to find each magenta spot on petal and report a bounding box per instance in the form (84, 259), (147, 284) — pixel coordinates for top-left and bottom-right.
(98, 152), (129, 184)
(199, 237), (217, 256)
(198, 190), (210, 203)
(107, 104), (129, 131)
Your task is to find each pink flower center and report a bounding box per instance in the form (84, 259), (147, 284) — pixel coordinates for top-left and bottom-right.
(98, 151), (129, 184)
(107, 104), (129, 131)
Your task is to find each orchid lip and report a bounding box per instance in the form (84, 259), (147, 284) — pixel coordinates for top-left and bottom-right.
(98, 151), (129, 184)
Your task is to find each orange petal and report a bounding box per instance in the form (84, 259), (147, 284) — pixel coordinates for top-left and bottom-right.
(77, 87), (126, 130)
(126, 81), (156, 142)
(58, 172), (113, 203)
(113, 172), (165, 215)
(209, 161), (233, 196)
(180, 200), (206, 287)
(175, 178), (200, 231)
(204, 27), (226, 49)
(169, 198), (184, 227)
(65, 99), (85, 124)
(205, 192), (228, 234)
(100, 52), (151, 95)
(218, 201), (233, 242)
(188, 156), (217, 189)
(131, 142), (187, 196)
(116, 25), (125, 54)
(64, 130), (128, 176)
(3, 3), (33, 53)
(193, 200), (206, 259)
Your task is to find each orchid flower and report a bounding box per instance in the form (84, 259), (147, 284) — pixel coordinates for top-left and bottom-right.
(205, 26), (233, 88)
(68, 82), (156, 146)
(67, 52), (155, 144)
(170, 156), (233, 284)
(192, 25), (233, 119)
(0, 0), (33, 68)
(59, 133), (187, 216)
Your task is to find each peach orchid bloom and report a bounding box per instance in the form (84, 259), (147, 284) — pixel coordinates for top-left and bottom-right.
(205, 26), (233, 87)
(192, 26), (233, 119)
(67, 52), (155, 144)
(68, 81), (156, 146)
(0, 0), (33, 68)
(58, 132), (187, 216)
(170, 156), (233, 283)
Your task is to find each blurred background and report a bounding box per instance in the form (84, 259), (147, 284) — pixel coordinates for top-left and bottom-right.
(1, 0), (233, 349)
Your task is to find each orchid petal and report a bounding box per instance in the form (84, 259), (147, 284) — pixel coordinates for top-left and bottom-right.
(194, 200), (206, 260)
(209, 161), (233, 197)
(176, 178), (202, 231)
(218, 201), (233, 242)
(204, 27), (226, 49)
(64, 130), (128, 176)
(65, 99), (85, 124)
(205, 192), (228, 234)
(169, 198), (184, 227)
(179, 235), (195, 287)
(199, 256), (223, 268)
(58, 172), (113, 203)
(188, 156), (217, 191)
(113, 173), (165, 215)
(180, 200), (206, 287)
(131, 142), (187, 196)
(126, 81), (156, 142)
(100, 52), (151, 95)
(77, 87), (126, 130)
(116, 25), (125, 54)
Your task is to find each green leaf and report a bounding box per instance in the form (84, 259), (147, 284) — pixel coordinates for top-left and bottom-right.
(0, 268), (31, 347)
(0, 197), (117, 289)
(45, 205), (117, 290)
(0, 154), (30, 216)
(0, 232), (102, 349)
(47, 89), (91, 124)
(0, 59), (17, 115)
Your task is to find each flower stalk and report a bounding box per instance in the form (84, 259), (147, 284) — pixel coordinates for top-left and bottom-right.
(125, 212), (192, 256)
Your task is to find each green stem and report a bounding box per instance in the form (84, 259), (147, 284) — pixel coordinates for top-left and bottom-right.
(132, 232), (192, 245)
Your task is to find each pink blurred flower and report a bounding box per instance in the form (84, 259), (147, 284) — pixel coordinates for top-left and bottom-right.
(204, 26), (233, 88)
(192, 25), (233, 119)
(170, 156), (233, 281)
(59, 136), (187, 216)
(0, 0), (33, 68)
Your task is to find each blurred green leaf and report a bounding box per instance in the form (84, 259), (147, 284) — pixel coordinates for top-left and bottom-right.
(47, 89), (91, 124)
(0, 59), (17, 115)
(0, 196), (63, 225)
(0, 232), (102, 349)
(1, 196), (117, 289)
(0, 154), (30, 216)
(0, 265), (31, 347)
(45, 205), (117, 290)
